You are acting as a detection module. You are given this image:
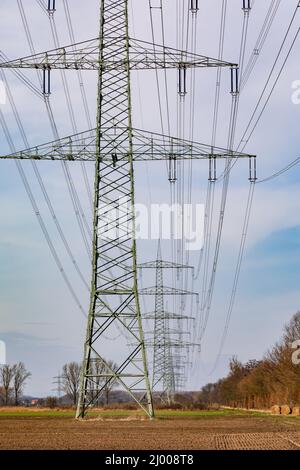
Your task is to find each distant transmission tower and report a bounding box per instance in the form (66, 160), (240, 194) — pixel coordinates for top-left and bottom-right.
(0, 0), (256, 418)
(53, 372), (63, 401)
(138, 242), (198, 404)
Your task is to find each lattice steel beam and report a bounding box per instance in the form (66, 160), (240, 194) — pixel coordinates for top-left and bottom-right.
(140, 286), (199, 297)
(0, 37), (237, 71)
(143, 311), (194, 321)
(0, 127), (255, 162)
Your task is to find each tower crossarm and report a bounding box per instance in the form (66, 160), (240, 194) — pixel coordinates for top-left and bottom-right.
(145, 329), (190, 336)
(137, 260), (193, 270)
(0, 127), (255, 162)
(0, 37), (237, 71)
(145, 340), (198, 349)
(140, 286), (199, 297)
(143, 311), (194, 321)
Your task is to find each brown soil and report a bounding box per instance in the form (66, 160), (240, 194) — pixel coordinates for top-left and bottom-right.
(1, 415), (300, 450)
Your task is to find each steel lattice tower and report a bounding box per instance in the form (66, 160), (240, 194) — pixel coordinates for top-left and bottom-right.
(74, 0), (155, 419)
(152, 244), (167, 394)
(0, 0), (257, 418)
(138, 242), (197, 404)
(153, 249), (173, 400)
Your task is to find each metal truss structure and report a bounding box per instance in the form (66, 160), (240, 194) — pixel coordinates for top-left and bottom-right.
(0, 38), (237, 72)
(1, 127), (255, 162)
(0, 0), (256, 418)
(138, 243), (197, 404)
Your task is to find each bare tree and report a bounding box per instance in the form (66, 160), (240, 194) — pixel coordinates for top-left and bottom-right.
(103, 360), (118, 405)
(62, 362), (81, 405)
(0, 365), (15, 405)
(89, 360), (105, 405)
(198, 311), (300, 409)
(89, 359), (118, 405)
(13, 362), (31, 405)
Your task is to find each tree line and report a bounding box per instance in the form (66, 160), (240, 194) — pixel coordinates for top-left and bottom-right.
(57, 358), (118, 406)
(0, 356), (118, 407)
(0, 362), (31, 405)
(199, 311), (300, 409)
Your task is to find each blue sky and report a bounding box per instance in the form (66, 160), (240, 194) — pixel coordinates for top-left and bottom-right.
(0, 0), (300, 396)
(243, 227), (300, 296)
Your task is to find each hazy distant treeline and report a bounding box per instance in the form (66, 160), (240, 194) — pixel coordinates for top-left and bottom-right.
(199, 312), (300, 409)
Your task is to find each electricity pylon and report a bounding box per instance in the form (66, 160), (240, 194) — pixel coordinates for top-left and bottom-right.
(52, 372), (63, 401)
(138, 242), (197, 404)
(0, 0), (256, 418)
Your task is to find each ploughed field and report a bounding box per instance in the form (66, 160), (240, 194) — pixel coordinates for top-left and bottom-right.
(1, 408), (300, 450)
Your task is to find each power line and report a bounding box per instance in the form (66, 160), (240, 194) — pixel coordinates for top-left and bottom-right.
(240, 27), (300, 150)
(18, 1), (93, 260)
(210, 182), (255, 373)
(0, 107), (87, 317)
(206, 5), (300, 368)
(62, 0), (94, 210)
(199, 4), (252, 343)
(257, 156), (300, 183)
(0, 0), (259, 407)
(0, 67), (90, 291)
(240, 0), (282, 91)
(48, 16), (92, 232)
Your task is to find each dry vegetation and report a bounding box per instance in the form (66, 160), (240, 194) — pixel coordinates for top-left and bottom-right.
(199, 312), (300, 410)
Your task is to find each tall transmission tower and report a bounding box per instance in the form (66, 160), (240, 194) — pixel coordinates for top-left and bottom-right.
(0, 1), (256, 418)
(138, 242), (198, 404)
